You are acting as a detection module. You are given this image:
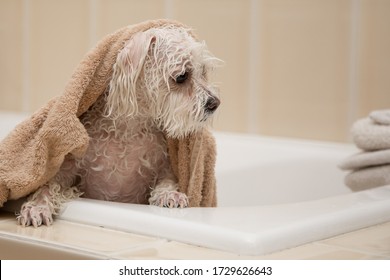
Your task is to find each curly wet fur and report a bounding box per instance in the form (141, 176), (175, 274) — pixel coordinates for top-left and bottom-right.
(17, 25), (221, 227)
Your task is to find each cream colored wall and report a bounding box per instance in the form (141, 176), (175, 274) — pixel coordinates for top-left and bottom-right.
(1, 0), (389, 142)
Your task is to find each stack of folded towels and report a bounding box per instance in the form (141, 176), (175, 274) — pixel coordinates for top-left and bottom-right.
(339, 109), (390, 191)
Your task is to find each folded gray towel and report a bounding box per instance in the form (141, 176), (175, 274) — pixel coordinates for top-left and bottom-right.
(344, 165), (390, 191)
(339, 149), (390, 170)
(369, 109), (390, 125)
(352, 118), (390, 151)
(341, 109), (390, 191)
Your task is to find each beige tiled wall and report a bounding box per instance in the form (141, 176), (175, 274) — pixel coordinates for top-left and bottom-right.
(359, 0), (390, 117)
(0, 0), (23, 111)
(1, 0), (389, 142)
(257, 0), (352, 141)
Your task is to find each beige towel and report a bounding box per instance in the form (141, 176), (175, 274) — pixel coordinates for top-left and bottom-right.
(0, 19), (217, 207)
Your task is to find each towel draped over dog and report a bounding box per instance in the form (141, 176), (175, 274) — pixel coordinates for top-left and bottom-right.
(0, 19), (217, 207)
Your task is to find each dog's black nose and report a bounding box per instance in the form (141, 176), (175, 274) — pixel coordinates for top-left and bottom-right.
(205, 97), (220, 113)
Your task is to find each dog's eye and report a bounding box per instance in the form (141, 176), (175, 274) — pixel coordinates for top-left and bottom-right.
(175, 72), (189, 84)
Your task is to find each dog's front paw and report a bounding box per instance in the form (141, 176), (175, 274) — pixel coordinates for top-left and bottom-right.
(149, 189), (189, 208)
(17, 203), (54, 227)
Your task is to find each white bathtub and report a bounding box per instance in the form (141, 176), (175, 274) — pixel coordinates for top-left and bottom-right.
(1, 111), (390, 255)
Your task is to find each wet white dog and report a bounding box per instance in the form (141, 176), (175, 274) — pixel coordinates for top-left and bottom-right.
(17, 26), (221, 227)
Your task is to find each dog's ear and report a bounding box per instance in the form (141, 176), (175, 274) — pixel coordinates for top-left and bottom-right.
(106, 32), (155, 119)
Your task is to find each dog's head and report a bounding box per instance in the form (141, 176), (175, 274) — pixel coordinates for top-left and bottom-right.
(106, 25), (222, 138)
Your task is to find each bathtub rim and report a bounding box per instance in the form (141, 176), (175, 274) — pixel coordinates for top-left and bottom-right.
(53, 184), (390, 255)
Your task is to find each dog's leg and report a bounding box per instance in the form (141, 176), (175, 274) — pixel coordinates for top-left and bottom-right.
(17, 180), (81, 227)
(149, 171), (189, 208)
(17, 184), (53, 227)
(17, 158), (81, 227)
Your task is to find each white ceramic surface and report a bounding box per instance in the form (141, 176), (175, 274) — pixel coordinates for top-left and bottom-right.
(1, 112), (390, 255)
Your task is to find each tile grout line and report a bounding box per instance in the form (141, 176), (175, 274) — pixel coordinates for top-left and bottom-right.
(164, 0), (175, 19)
(247, 0), (260, 134)
(21, 0), (31, 113)
(107, 238), (169, 258)
(315, 222), (390, 258)
(346, 0), (362, 141)
(0, 232), (109, 259)
(88, 0), (99, 49)
(314, 241), (389, 259)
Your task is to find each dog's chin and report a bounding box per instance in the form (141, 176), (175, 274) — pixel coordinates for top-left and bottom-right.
(163, 124), (206, 139)
(162, 113), (214, 139)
